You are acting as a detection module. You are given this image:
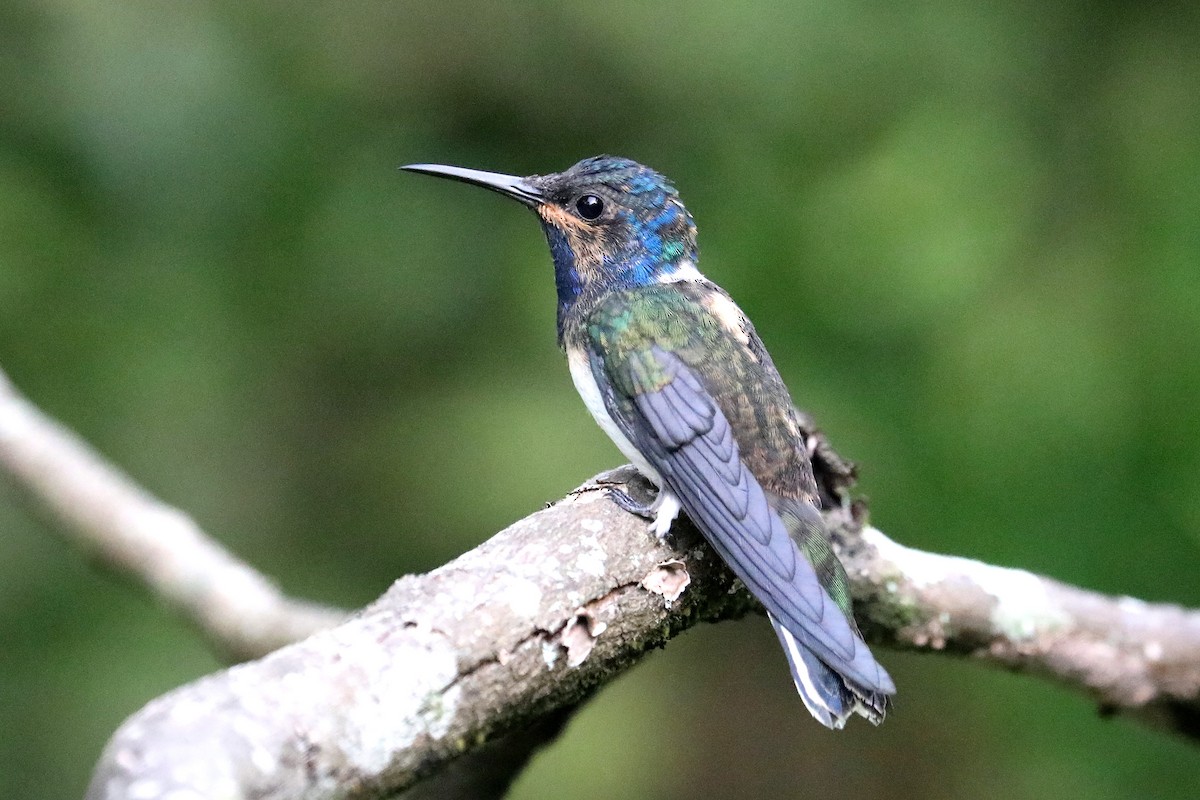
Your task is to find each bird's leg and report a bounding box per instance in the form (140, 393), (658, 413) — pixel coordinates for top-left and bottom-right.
(649, 489), (681, 542)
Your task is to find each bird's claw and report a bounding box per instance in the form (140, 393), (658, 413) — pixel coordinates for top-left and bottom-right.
(605, 486), (657, 520)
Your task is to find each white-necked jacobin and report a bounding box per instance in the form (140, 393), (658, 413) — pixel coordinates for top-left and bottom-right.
(403, 156), (895, 728)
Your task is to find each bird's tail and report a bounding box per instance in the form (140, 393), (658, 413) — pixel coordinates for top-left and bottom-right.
(769, 613), (889, 729)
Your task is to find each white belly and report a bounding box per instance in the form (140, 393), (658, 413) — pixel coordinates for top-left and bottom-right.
(568, 349), (682, 538)
(567, 349), (663, 486)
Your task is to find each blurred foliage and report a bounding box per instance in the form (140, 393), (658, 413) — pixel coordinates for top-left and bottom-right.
(2, 1), (1199, 798)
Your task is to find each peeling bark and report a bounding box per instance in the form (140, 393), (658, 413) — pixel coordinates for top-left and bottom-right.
(84, 470), (752, 800)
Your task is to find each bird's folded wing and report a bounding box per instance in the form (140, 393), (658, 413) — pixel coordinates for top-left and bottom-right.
(590, 343), (891, 693)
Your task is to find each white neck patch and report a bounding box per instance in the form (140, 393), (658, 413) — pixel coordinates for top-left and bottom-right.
(656, 259), (704, 284)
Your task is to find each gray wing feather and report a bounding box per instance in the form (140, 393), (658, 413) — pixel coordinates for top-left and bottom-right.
(594, 345), (891, 692)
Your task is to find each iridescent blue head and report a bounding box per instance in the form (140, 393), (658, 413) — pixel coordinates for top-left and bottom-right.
(403, 156), (700, 341)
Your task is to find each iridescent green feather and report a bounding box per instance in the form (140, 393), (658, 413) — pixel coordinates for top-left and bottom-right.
(775, 506), (857, 622)
(582, 281), (855, 616)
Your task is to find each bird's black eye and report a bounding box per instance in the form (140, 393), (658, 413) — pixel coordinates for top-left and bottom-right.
(575, 194), (604, 220)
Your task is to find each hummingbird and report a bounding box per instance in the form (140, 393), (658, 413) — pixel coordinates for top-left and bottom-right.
(403, 156), (895, 728)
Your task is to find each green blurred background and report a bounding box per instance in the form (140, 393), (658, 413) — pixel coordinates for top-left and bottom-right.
(2, 1), (1199, 797)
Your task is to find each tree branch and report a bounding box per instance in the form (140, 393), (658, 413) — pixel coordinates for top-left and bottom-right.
(2, 365), (1197, 799)
(840, 517), (1200, 737)
(80, 464), (1200, 799)
(0, 366), (344, 661)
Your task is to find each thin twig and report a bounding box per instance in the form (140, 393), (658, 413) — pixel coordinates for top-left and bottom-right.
(0, 367), (344, 661)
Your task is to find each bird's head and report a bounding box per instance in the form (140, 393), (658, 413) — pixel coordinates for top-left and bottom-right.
(404, 156), (700, 331)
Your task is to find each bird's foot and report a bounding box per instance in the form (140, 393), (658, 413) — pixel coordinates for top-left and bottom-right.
(608, 489), (682, 546)
(606, 486), (657, 520)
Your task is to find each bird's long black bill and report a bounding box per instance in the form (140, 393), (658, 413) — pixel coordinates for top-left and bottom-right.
(401, 163), (543, 207)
